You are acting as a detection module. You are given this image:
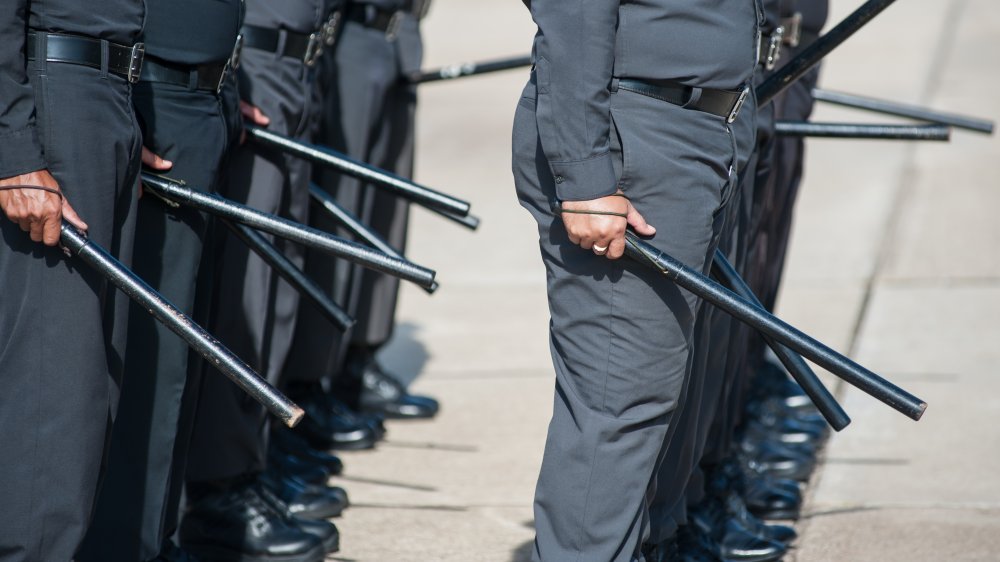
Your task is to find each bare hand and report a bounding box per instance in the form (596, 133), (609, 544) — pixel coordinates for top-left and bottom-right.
(239, 100), (270, 144)
(561, 192), (656, 260)
(0, 170), (87, 246)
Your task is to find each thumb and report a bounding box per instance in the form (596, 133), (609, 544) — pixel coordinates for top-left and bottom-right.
(61, 198), (88, 233)
(626, 202), (656, 236)
(141, 147), (173, 171)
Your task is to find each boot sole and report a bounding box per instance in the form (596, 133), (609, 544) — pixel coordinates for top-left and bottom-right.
(183, 542), (326, 562)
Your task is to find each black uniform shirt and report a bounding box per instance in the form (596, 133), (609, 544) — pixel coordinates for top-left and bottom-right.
(527, 0), (760, 201)
(244, 0), (327, 34)
(0, 0), (145, 178)
(143, 0), (243, 64)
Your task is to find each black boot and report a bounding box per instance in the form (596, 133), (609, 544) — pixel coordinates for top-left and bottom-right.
(690, 499), (787, 562)
(260, 468), (349, 519)
(289, 386), (381, 451)
(271, 427), (345, 475)
(338, 347), (440, 419)
(256, 484), (340, 554)
(180, 477), (325, 562)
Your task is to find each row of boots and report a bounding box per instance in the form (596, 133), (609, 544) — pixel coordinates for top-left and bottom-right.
(175, 355), (439, 562)
(647, 362), (832, 562)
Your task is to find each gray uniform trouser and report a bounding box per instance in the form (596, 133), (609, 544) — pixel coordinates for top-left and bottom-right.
(285, 15), (421, 384)
(0, 63), (140, 562)
(646, 90), (759, 542)
(513, 80), (739, 562)
(78, 79), (240, 562)
(186, 49), (316, 482)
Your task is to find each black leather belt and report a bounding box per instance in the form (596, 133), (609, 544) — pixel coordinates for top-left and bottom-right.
(140, 57), (230, 93)
(26, 31), (145, 83)
(345, 3), (404, 38)
(241, 24), (324, 66)
(612, 78), (751, 124)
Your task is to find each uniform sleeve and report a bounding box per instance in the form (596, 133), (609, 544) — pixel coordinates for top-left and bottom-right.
(0, 0), (46, 178)
(530, 0), (619, 201)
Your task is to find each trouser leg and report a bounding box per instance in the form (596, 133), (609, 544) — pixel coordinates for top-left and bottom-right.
(186, 54), (313, 483)
(515, 87), (737, 562)
(78, 82), (237, 562)
(0, 64), (139, 562)
(284, 21), (397, 386)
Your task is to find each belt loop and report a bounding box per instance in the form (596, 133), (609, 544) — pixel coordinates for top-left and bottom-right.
(188, 68), (200, 91)
(609, 78), (620, 93)
(276, 29), (288, 62)
(685, 87), (704, 108)
(33, 31), (47, 72)
(100, 39), (110, 78)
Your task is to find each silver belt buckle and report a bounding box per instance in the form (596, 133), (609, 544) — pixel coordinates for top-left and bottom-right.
(727, 85), (750, 124)
(764, 26), (784, 70)
(303, 32), (323, 67)
(128, 42), (145, 84)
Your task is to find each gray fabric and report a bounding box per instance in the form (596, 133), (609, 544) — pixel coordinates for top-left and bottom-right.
(645, 83), (759, 544)
(185, 43), (318, 482)
(524, 0), (759, 202)
(243, 0), (328, 33)
(0, 62), (140, 562)
(78, 78), (241, 562)
(514, 78), (738, 562)
(285, 14), (421, 382)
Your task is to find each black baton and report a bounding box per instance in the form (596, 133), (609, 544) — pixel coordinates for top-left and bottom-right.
(711, 251), (851, 431)
(812, 89), (995, 134)
(308, 183), (440, 294)
(246, 126), (479, 229)
(774, 121), (951, 141)
(60, 222), (304, 427)
(142, 173), (436, 290)
(408, 54), (533, 84)
(757, 0), (901, 107)
(225, 219), (355, 332)
(625, 232), (927, 421)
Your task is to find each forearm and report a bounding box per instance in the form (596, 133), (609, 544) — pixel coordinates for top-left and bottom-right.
(530, 0), (619, 201)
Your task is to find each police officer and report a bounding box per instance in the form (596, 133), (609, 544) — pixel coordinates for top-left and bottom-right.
(283, 0), (439, 433)
(0, 0), (144, 559)
(511, 0), (759, 559)
(74, 2), (246, 560)
(180, 2), (344, 560)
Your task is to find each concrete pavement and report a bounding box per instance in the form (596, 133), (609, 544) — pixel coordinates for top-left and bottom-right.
(324, 1), (1000, 560)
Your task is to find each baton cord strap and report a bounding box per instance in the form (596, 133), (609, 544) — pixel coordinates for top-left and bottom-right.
(0, 185), (64, 199)
(558, 208), (627, 218)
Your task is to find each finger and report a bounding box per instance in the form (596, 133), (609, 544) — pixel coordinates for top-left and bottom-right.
(567, 232), (581, 246)
(61, 200), (89, 232)
(240, 101), (270, 126)
(591, 238), (611, 256)
(607, 236), (625, 260)
(29, 218), (45, 243)
(626, 203), (656, 236)
(41, 214), (61, 246)
(141, 147), (173, 170)
(581, 236), (596, 251)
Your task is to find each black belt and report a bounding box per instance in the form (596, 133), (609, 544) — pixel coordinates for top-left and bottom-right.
(140, 57), (231, 93)
(612, 78), (751, 124)
(345, 4), (404, 38)
(241, 24), (324, 66)
(26, 31), (144, 83)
